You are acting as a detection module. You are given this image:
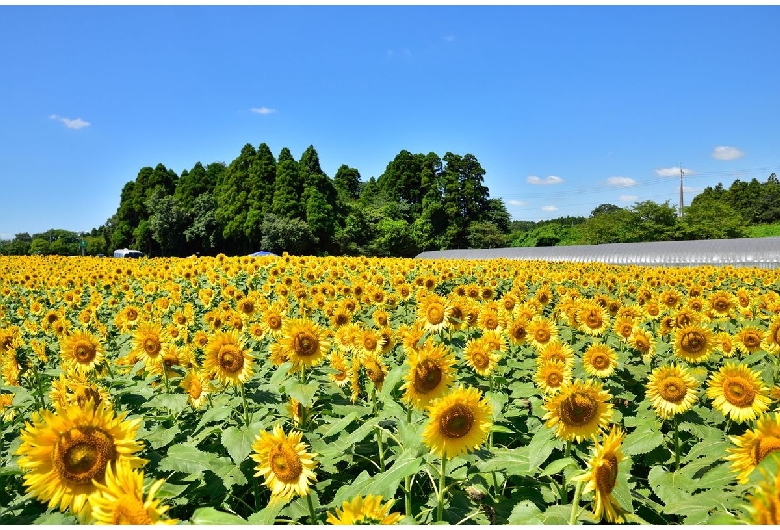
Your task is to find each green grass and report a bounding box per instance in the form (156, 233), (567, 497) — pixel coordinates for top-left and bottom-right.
(746, 222), (780, 238)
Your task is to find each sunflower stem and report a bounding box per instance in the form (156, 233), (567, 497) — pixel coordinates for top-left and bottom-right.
(404, 475), (413, 519)
(561, 441), (571, 504)
(240, 383), (250, 428)
(437, 455), (448, 523)
(569, 478), (585, 525)
(306, 492), (317, 525)
(673, 416), (680, 472)
(162, 364), (171, 394)
(103, 359), (114, 379)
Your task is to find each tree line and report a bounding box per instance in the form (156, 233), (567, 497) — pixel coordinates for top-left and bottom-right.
(1, 142), (776, 258)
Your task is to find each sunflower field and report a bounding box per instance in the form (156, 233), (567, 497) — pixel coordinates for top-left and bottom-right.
(2, 253), (780, 525)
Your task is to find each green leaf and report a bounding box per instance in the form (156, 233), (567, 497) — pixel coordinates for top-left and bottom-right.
(331, 449), (423, 506)
(154, 481), (189, 500)
(477, 447), (531, 475)
(144, 424), (179, 450)
(539, 457), (578, 477)
(190, 507), (249, 525)
(247, 499), (289, 525)
(693, 464), (735, 491)
(526, 427), (556, 472)
(270, 362), (294, 387)
(320, 412), (357, 438)
(158, 444), (220, 474)
(33, 511), (78, 524)
(221, 426), (255, 466)
(506, 500), (543, 525)
(141, 393), (189, 415)
(192, 404), (232, 435)
(378, 365), (405, 402)
(285, 381), (318, 408)
(326, 417), (379, 455)
(648, 466), (696, 506)
(622, 422), (664, 456)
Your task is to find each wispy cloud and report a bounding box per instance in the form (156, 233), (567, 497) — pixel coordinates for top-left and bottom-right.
(619, 194), (639, 203)
(607, 176), (637, 188)
(655, 166), (695, 177)
(49, 114), (90, 129)
(712, 145), (745, 161)
(683, 186), (704, 193)
(541, 205), (559, 212)
(527, 175), (564, 185)
(507, 199), (527, 206)
(250, 107), (277, 115)
(442, 35), (455, 42)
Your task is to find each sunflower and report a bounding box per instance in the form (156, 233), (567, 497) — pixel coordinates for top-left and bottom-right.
(359, 327), (386, 357)
(537, 340), (575, 369)
(645, 364), (699, 419)
(542, 379), (614, 442)
(50, 370), (111, 411)
(734, 326), (765, 356)
(259, 304), (286, 337)
(726, 413), (780, 484)
(581, 343), (618, 378)
(132, 322), (168, 373)
(418, 294), (451, 332)
(527, 315), (558, 350)
(673, 325), (714, 364)
(14, 400), (146, 520)
(180, 369), (210, 409)
(714, 331), (737, 358)
(576, 302), (611, 336)
(326, 494), (402, 525)
(399, 322), (430, 355)
(708, 290), (735, 319)
(743, 465), (780, 524)
(534, 359), (573, 395)
(422, 385), (493, 458)
(463, 336), (502, 377)
(401, 342), (456, 410)
(505, 317), (530, 346)
(477, 305), (505, 333)
(250, 424), (317, 501)
(628, 328), (655, 361)
(90, 460), (177, 525)
(612, 316), (635, 342)
(275, 318), (330, 369)
(60, 330), (105, 373)
(361, 352), (388, 390)
(707, 362), (771, 423)
(203, 329), (254, 386)
(761, 316), (780, 356)
(327, 349), (351, 387)
(573, 425), (627, 523)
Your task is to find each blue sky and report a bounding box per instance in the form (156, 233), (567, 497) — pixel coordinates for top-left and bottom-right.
(2, 5), (780, 239)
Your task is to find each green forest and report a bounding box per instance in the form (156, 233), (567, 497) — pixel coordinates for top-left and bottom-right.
(2, 142), (779, 258)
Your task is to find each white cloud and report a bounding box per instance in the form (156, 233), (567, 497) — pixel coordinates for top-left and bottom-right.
(683, 186), (703, 193)
(527, 175), (564, 185)
(712, 145), (745, 160)
(607, 176), (637, 188)
(619, 194), (639, 203)
(655, 166), (695, 177)
(507, 199), (526, 206)
(49, 114), (90, 129)
(250, 107), (276, 115)
(541, 205), (558, 212)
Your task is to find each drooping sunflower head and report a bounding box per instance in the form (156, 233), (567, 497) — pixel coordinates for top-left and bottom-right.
(673, 325), (715, 364)
(422, 385), (493, 459)
(401, 342), (456, 410)
(535, 359), (573, 395)
(581, 344), (618, 378)
(278, 318), (330, 369)
(726, 413), (780, 484)
(203, 329), (254, 386)
(326, 494), (402, 525)
(361, 352), (388, 390)
(573, 425), (627, 523)
(14, 400), (146, 520)
(706, 362), (771, 423)
(645, 364), (699, 419)
(60, 330), (105, 373)
(251, 424), (317, 501)
(89, 460), (177, 525)
(542, 379), (614, 442)
(463, 336), (502, 377)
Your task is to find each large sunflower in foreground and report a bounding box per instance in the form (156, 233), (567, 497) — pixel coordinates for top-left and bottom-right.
(90, 460), (177, 525)
(326, 494), (402, 525)
(275, 318), (330, 369)
(707, 362), (770, 423)
(673, 325), (714, 364)
(743, 465), (780, 525)
(422, 385), (493, 459)
(400, 342), (456, 410)
(203, 329), (254, 385)
(60, 330), (105, 373)
(14, 400), (146, 520)
(645, 364), (699, 419)
(573, 425), (627, 523)
(726, 413), (780, 484)
(251, 424), (317, 501)
(542, 379), (614, 442)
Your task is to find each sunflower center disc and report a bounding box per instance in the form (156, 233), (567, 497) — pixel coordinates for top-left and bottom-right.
(440, 404), (474, 439)
(535, 329), (550, 343)
(591, 355), (609, 370)
(472, 352), (489, 369)
(724, 377), (756, 407)
(74, 341), (96, 363)
(660, 376), (687, 403)
(219, 346), (244, 373)
(364, 337), (377, 350)
(427, 305), (445, 325)
(143, 337), (161, 356)
(753, 436), (780, 465)
(55, 427), (117, 485)
(595, 455), (619, 494)
(268, 316), (281, 330)
(294, 333), (317, 357)
(413, 359), (442, 394)
(585, 311), (602, 328)
(560, 392), (598, 427)
(547, 372), (562, 387)
(744, 333), (761, 348)
(681, 331), (705, 353)
(713, 299), (729, 312)
(113, 494), (153, 525)
(269, 443), (303, 482)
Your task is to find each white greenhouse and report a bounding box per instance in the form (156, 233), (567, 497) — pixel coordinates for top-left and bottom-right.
(416, 236), (780, 269)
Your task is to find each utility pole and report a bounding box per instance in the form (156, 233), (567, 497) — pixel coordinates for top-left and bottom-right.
(678, 163), (684, 218)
